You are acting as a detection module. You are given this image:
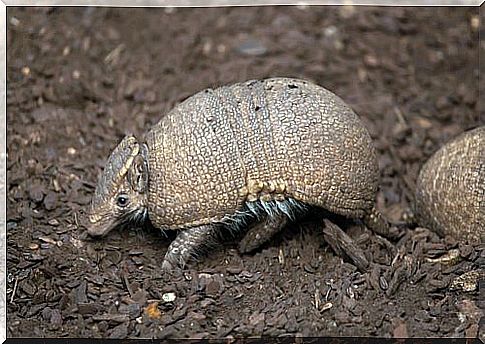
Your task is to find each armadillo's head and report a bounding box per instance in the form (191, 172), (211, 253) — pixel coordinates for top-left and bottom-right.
(87, 135), (149, 237)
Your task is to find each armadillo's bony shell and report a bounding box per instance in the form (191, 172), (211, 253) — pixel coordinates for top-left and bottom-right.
(144, 78), (379, 230)
(415, 126), (484, 244)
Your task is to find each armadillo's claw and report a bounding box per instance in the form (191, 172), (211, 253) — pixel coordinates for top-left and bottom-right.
(162, 224), (217, 270)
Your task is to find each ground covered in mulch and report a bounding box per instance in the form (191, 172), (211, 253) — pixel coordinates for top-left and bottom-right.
(6, 6), (483, 339)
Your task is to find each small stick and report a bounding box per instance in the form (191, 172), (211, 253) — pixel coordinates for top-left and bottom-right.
(121, 266), (134, 298)
(322, 219), (369, 273)
(393, 106), (407, 126)
(74, 212), (79, 228)
(10, 276), (18, 303)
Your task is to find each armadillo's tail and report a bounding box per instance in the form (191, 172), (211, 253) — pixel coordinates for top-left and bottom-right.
(363, 206), (390, 237)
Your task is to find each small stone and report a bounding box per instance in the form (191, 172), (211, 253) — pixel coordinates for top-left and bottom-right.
(67, 147), (77, 155)
(162, 292), (176, 303)
(29, 243), (39, 250)
(323, 26), (338, 37)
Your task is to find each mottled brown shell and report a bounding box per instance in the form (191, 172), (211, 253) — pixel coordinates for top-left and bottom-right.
(415, 126), (484, 244)
(144, 78), (379, 230)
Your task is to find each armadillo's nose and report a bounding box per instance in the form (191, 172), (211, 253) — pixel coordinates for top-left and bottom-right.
(87, 227), (105, 237)
(86, 214), (111, 237)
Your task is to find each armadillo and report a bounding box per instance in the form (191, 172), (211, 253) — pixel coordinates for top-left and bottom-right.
(87, 77), (388, 270)
(415, 126), (484, 244)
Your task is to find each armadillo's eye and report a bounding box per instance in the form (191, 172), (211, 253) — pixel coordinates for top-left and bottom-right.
(116, 194), (129, 208)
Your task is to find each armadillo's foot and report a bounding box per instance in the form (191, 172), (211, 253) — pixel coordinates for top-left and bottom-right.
(238, 213), (288, 253)
(162, 224), (217, 271)
(363, 206), (392, 238)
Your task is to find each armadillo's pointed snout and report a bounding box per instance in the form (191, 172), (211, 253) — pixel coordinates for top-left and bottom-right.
(87, 226), (107, 237)
(85, 213), (114, 238)
(87, 225), (111, 238)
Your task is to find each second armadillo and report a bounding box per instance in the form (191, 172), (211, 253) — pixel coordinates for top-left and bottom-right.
(87, 77), (388, 270)
(415, 126), (484, 244)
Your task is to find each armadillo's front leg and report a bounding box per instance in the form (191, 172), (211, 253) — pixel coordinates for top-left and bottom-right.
(238, 213), (288, 253)
(162, 224), (217, 271)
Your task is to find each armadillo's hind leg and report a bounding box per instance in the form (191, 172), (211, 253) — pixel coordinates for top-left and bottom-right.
(362, 206), (390, 237)
(238, 213), (288, 253)
(162, 224), (217, 271)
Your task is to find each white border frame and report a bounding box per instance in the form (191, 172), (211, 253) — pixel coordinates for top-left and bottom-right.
(2, 0), (485, 6)
(1, 2), (482, 343)
(1, 2), (6, 343)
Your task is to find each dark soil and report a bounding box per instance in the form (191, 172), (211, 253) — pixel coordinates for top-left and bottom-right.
(6, 6), (484, 339)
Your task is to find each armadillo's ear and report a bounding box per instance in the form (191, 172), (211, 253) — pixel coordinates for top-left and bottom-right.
(128, 154), (148, 193)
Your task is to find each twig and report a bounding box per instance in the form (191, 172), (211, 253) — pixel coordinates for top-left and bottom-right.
(74, 212), (79, 228)
(393, 106), (407, 126)
(121, 266), (134, 298)
(10, 276), (18, 303)
(322, 219), (370, 273)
